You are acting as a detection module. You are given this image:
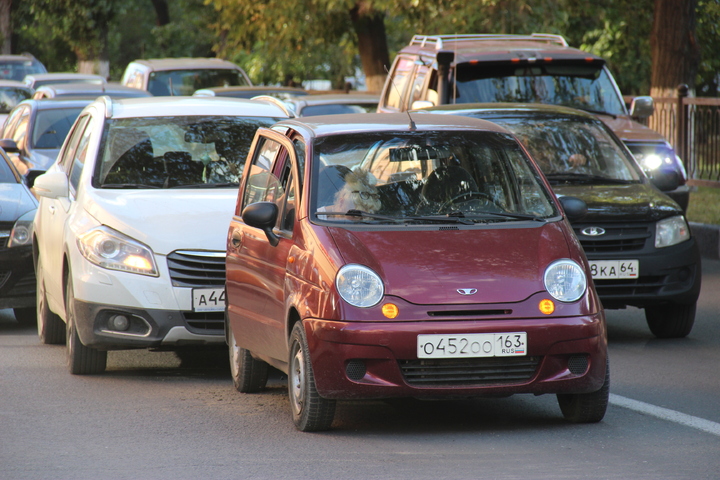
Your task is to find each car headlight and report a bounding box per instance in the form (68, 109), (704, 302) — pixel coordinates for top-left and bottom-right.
(655, 215), (690, 248)
(77, 225), (158, 276)
(8, 209), (36, 247)
(544, 259), (587, 303)
(336, 264), (384, 308)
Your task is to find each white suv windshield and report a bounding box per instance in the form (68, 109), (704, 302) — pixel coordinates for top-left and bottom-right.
(96, 116), (278, 188)
(313, 130), (558, 224)
(455, 63), (626, 116)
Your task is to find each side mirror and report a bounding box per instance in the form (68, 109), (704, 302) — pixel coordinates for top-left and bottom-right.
(558, 196), (588, 221)
(0, 138), (20, 153)
(25, 169), (46, 189)
(649, 167), (680, 192)
(411, 100), (435, 110)
(32, 171), (69, 199)
(242, 201), (280, 247)
(629, 96), (654, 118)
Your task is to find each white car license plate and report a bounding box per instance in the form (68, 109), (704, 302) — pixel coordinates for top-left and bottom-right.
(192, 288), (225, 312)
(417, 332), (527, 359)
(589, 260), (639, 279)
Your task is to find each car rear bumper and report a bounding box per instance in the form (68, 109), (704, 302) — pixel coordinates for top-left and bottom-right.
(303, 313), (607, 400)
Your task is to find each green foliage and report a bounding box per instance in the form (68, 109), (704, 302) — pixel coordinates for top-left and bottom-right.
(687, 186), (720, 225)
(696, 0), (720, 96)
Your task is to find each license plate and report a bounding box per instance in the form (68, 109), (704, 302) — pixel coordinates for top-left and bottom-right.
(417, 332), (527, 359)
(192, 288), (226, 312)
(589, 260), (639, 279)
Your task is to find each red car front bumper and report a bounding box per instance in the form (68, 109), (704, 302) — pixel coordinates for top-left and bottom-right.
(303, 313), (607, 400)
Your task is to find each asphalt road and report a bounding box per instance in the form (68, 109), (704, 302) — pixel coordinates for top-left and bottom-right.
(1, 260), (719, 480)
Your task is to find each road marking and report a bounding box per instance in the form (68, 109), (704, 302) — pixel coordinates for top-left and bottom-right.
(610, 394), (720, 437)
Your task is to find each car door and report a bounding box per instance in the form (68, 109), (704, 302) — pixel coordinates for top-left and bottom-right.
(37, 114), (91, 313)
(227, 131), (300, 362)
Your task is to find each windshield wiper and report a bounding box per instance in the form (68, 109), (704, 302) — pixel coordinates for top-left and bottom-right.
(316, 209), (404, 223)
(169, 182), (239, 188)
(545, 173), (635, 185)
(102, 183), (161, 189)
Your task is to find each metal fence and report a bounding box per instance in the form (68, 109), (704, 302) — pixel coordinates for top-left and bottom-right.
(628, 86), (720, 187)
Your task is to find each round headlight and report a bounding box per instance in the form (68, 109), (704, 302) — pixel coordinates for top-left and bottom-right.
(544, 259), (587, 303)
(336, 264), (384, 308)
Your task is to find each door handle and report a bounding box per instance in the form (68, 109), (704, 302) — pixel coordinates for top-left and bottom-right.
(231, 231), (242, 248)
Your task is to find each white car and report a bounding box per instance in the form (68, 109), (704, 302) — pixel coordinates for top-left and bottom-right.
(32, 96), (288, 374)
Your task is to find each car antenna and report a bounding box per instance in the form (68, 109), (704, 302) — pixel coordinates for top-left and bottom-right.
(384, 64), (416, 131)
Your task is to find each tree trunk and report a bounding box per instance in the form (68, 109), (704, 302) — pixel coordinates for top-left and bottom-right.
(76, 18), (110, 79)
(0, 0), (11, 54)
(650, 0), (700, 97)
(150, 0), (170, 26)
(349, 2), (389, 93)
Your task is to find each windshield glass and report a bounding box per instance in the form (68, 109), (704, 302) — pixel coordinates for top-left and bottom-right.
(484, 115), (643, 182)
(454, 63), (626, 116)
(148, 69), (250, 96)
(96, 115), (279, 188)
(312, 130), (558, 224)
(300, 102), (377, 116)
(32, 108), (85, 149)
(0, 87), (32, 113)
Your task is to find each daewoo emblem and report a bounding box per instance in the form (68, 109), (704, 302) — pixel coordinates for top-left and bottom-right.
(581, 226), (606, 237)
(457, 288), (478, 296)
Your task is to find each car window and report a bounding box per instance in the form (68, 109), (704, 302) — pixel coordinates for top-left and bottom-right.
(275, 163), (296, 232)
(58, 115), (90, 175)
(300, 103), (377, 116)
(241, 137), (285, 210)
(0, 149), (19, 183)
(0, 59), (46, 81)
(148, 69), (250, 96)
(1, 104), (25, 138)
(97, 115), (278, 189)
(31, 107), (85, 149)
(487, 115), (643, 181)
(68, 118), (93, 194)
(313, 130), (558, 223)
(9, 107), (30, 150)
(0, 87), (32, 114)
(383, 57), (415, 111)
(455, 63), (626, 116)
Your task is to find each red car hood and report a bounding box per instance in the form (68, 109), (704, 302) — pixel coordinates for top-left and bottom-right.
(327, 223), (571, 305)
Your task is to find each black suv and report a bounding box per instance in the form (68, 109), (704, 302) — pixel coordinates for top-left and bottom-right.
(378, 34), (690, 211)
(422, 103), (701, 338)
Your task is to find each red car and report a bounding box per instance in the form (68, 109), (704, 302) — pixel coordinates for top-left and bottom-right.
(225, 113), (608, 431)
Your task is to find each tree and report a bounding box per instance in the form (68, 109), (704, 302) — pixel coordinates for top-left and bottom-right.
(650, 0), (701, 97)
(0, 0), (10, 54)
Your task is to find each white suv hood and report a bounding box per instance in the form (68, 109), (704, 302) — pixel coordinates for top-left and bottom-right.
(83, 189), (237, 255)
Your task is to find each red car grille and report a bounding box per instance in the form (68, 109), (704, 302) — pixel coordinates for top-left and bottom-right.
(399, 356), (541, 386)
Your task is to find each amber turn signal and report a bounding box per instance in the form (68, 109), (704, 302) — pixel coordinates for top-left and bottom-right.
(382, 303), (399, 319)
(539, 299), (555, 315)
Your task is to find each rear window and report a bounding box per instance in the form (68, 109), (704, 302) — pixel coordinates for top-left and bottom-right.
(300, 103), (377, 116)
(0, 87), (32, 114)
(32, 108), (85, 149)
(0, 59), (47, 82)
(454, 63), (625, 116)
(148, 69), (250, 96)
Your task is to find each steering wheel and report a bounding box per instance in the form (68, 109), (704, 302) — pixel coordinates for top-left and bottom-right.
(438, 191), (494, 213)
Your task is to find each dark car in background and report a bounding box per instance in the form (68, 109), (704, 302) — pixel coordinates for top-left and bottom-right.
(0, 146), (37, 324)
(378, 34), (690, 211)
(422, 104), (701, 338)
(31, 83), (151, 100)
(22, 73), (106, 90)
(1, 99), (93, 178)
(0, 80), (33, 126)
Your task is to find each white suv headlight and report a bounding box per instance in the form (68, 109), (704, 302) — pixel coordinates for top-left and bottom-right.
(655, 215), (690, 248)
(77, 226), (158, 276)
(544, 259), (587, 303)
(8, 210), (35, 247)
(336, 264), (384, 308)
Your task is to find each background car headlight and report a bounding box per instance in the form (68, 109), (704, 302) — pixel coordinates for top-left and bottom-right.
(655, 215), (690, 248)
(544, 259), (587, 303)
(8, 209), (36, 247)
(77, 226), (158, 276)
(336, 264), (384, 308)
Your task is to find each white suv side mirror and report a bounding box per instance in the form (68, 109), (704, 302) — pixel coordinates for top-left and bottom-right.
(33, 171), (69, 199)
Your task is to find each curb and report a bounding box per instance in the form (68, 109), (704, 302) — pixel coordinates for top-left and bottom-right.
(690, 222), (720, 260)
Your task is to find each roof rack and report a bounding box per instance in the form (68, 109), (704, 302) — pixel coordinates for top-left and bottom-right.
(410, 33), (569, 50)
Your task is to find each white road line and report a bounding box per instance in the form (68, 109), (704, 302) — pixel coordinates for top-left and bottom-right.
(610, 393), (720, 437)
